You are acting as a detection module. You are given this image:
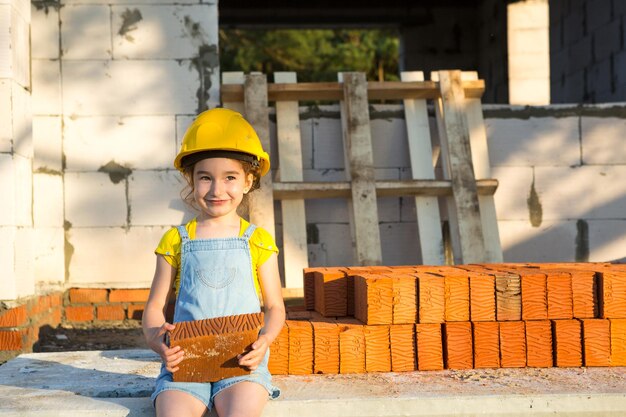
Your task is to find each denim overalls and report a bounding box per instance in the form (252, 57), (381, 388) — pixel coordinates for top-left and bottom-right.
(151, 222), (280, 410)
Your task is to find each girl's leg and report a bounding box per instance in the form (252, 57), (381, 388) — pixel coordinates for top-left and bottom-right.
(213, 381), (268, 417)
(156, 390), (209, 417)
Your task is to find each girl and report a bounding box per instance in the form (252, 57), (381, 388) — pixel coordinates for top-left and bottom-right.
(143, 108), (285, 417)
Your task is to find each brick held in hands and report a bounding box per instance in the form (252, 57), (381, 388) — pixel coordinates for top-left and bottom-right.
(546, 271), (573, 319)
(415, 323), (444, 371)
(552, 319), (582, 367)
(525, 320), (553, 368)
(364, 324), (391, 372)
(581, 319), (610, 367)
(443, 322), (473, 369)
(391, 274), (418, 324)
(339, 322), (366, 374)
(314, 270), (347, 317)
(499, 321), (526, 368)
(354, 274), (393, 325)
(268, 324), (289, 375)
(312, 321), (340, 374)
(286, 320), (313, 375)
(473, 321), (500, 368)
(169, 312), (264, 383)
(390, 324), (416, 372)
(519, 270), (548, 320)
(599, 272), (626, 319)
(609, 318), (626, 366)
(416, 273), (445, 324)
(468, 272), (496, 322)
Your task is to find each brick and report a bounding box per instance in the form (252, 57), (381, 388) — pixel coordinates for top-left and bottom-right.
(286, 320), (313, 375)
(520, 271), (548, 320)
(170, 313), (264, 382)
(610, 319), (626, 366)
(364, 325), (391, 373)
(0, 306), (28, 327)
(562, 270), (597, 318)
(391, 275), (417, 324)
(268, 324), (289, 375)
(109, 289), (150, 303)
(390, 324), (416, 372)
(0, 330), (24, 350)
(69, 288), (108, 304)
(127, 304), (145, 320)
(338, 323), (366, 374)
(354, 275), (393, 325)
(31, 295), (51, 316)
(495, 272), (521, 321)
(65, 306), (94, 322)
(525, 320), (553, 368)
(499, 321), (526, 368)
(415, 323), (443, 371)
(312, 321), (339, 374)
(546, 271), (573, 319)
(97, 305), (126, 321)
(286, 310), (324, 321)
(416, 273), (445, 324)
(443, 322), (473, 370)
(552, 319), (582, 367)
(581, 319), (610, 367)
(473, 322), (500, 369)
(599, 272), (626, 318)
(303, 267), (324, 310)
(468, 272), (496, 322)
(314, 270), (347, 317)
(444, 274), (470, 322)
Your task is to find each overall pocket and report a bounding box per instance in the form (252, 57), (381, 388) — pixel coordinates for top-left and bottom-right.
(194, 266), (238, 289)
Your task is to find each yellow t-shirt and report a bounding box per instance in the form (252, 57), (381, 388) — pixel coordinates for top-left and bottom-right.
(155, 218), (278, 298)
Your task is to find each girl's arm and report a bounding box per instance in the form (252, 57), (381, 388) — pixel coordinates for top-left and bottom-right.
(142, 255), (185, 372)
(238, 252), (286, 370)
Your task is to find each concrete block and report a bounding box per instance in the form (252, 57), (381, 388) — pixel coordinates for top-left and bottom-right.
(31, 59), (62, 116)
(34, 227), (65, 289)
(568, 37), (592, 74)
(129, 170), (193, 226)
(6, 5), (30, 87)
(112, 5), (217, 59)
(31, 5), (59, 59)
(508, 53), (550, 79)
(587, 59), (611, 98)
(14, 226), (35, 298)
(299, 117), (314, 170)
(64, 172), (127, 227)
(499, 220), (577, 262)
(33, 173), (64, 227)
(563, 8), (584, 45)
(305, 198), (349, 224)
(370, 107), (410, 169)
(592, 18), (621, 62)
(535, 166), (626, 220)
(0, 227), (17, 300)
(175, 115), (195, 157)
(33, 116), (62, 172)
(0, 155), (16, 225)
(491, 166), (534, 221)
(0, 81), (12, 153)
(312, 223), (353, 267)
(60, 5), (111, 59)
(582, 117), (626, 164)
(62, 60), (202, 116)
(377, 197), (401, 223)
(312, 112), (344, 170)
(380, 221), (421, 265)
(564, 71), (585, 103)
(508, 78), (551, 106)
(508, 28), (549, 55)
(13, 154), (32, 227)
(485, 117), (580, 166)
(63, 116), (176, 171)
(0, 7), (10, 79)
(507, 1), (549, 30)
(11, 81), (33, 159)
(586, 0), (612, 33)
(67, 226), (167, 287)
(588, 220), (626, 263)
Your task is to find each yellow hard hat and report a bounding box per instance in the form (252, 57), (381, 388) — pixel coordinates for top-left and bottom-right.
(174, 108), (270, 176)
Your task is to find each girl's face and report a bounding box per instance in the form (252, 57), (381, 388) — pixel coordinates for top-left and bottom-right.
(192, 158), (253, 221)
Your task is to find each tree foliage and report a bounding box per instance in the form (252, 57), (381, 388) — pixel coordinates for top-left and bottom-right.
(219, 29), (400, 82)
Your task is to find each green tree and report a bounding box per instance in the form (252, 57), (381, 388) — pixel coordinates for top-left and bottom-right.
(219, 29), (399, 82)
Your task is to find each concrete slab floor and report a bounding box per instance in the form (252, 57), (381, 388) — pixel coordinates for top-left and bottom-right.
(1, 349), (626, 416)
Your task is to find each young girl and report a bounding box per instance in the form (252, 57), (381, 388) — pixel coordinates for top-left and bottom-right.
(143, 108), (285, 417)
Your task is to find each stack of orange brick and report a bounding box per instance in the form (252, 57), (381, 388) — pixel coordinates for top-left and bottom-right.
(269, 263), (626, 375)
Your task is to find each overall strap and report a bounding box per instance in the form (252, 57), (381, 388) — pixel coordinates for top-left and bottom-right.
(176, 225), (190, 243)
(242, 223), (257, 240)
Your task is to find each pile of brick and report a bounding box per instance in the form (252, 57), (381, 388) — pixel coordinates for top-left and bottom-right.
(268, 263), (626, 375)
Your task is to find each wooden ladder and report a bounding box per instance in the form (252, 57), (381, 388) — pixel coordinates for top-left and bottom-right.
(221, 70), (503, 293)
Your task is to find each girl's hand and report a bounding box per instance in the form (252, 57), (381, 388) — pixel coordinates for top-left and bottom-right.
(147, 322), (185, 373)
(237, 334), (269, 371)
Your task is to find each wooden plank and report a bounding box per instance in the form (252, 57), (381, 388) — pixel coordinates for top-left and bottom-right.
(340, 72), (382, 265)
(221, 72), (245, 114)
(463, 71), (503, 263)
(244, 74), (276, 239)
(437, 70), (486, 264)
(401, 71), (445, 265)
(221, 80), (485, 102)
(272, 178), (498, 200)
(274, 72), (308, 289)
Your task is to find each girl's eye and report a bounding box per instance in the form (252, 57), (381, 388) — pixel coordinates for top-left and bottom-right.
(226, 176), (236, 181)
(199, 175), (211, 181)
